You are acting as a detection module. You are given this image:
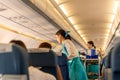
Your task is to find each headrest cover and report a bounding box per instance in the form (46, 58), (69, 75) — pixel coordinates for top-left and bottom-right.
(0, 74), (27, 80)
(28, 48), (50, 53)
(0, 43), (12, 53)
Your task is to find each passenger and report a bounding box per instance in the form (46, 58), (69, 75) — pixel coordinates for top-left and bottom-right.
(39, 42), (63, 80)
(55, 29), (88, 80)
(39, 42), (52, 49)
(10, 40), (56, 80)
(99, 48), (104, 60)
(100, 56), (107, 80)
(39, 42), (62, 56)
(10, 40), (27, 51)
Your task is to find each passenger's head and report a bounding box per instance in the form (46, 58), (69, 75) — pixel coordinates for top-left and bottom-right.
(10, 40), (27, 51)
(39, 42), (52, 49)
(56, 29), (71, 44)
(87, 41), (96, 49)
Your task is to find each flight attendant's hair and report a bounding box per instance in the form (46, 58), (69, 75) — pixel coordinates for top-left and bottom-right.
(88, 41), (96, 49)
(56, 29), (71, 40)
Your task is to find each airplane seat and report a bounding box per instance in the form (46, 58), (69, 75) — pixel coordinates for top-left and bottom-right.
(0, 43), (29, 80)
(105, 47), (114, 69)
(104, 55), (112, 80)
(28, 48), (58, 79)
(103, 47), (114, 80)
(111, 42), (120, 80)
(105, 56), (110, 69)
(57, 53), (69, 80)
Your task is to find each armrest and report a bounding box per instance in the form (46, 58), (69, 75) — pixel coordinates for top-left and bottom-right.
(0, 74), (27, 80)
(105, 68), (112, 80)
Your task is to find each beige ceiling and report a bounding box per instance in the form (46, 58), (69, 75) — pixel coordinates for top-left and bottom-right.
(51, 0), (120, 49)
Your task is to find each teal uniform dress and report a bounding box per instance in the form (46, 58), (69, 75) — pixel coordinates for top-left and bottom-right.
(62, 44), (88, 80)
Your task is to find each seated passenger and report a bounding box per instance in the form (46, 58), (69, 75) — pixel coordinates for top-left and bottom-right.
(39, 42), (63, 80)
(39, 42), (52, 49)
(10, 40), (56, 80)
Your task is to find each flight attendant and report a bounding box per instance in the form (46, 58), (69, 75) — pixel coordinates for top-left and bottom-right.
(55, 29), (88, 80)
(87, 41), (96, 58)
(86, 41), (98, 79)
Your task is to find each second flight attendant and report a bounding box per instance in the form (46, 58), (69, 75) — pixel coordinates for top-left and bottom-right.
(87, 41), (97, 58)
(55, 29), (88, 80)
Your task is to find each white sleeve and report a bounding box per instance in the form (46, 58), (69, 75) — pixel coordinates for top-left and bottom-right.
(52, 45), (62, 56)
(29, 66), (56, 80)
(64, 40), (78, 59)
(64, 41), (72, 57)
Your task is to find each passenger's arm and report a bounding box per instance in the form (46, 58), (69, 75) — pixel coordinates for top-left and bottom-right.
(29, 66), (56, 80)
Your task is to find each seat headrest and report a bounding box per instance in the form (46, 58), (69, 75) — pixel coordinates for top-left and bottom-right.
(0, 43), (12, 53)
(0, 43), (29, 77)
(112, 42), (120, 71)
(28, 48), (50, 53)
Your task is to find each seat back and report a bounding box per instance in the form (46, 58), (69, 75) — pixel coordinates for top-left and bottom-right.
(58, 53), (69, 80)
(111, 42), (120, 80)
(0, 43), (29, 80)
(104, 68), (112, 80)
(28, 48), (58, 79)
(105, 47), (114, 69)
(103, 47), (114, 80)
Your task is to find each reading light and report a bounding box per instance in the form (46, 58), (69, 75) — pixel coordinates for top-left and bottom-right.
(113, 1), (120, 13)
(111, 15), (115, 22)
(54, 0), (59, 4)
(109, 23), (112, 29)
(74, 25), (79, 30)
(59, 4), (68, 15)
(68, 17), (75, 24)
